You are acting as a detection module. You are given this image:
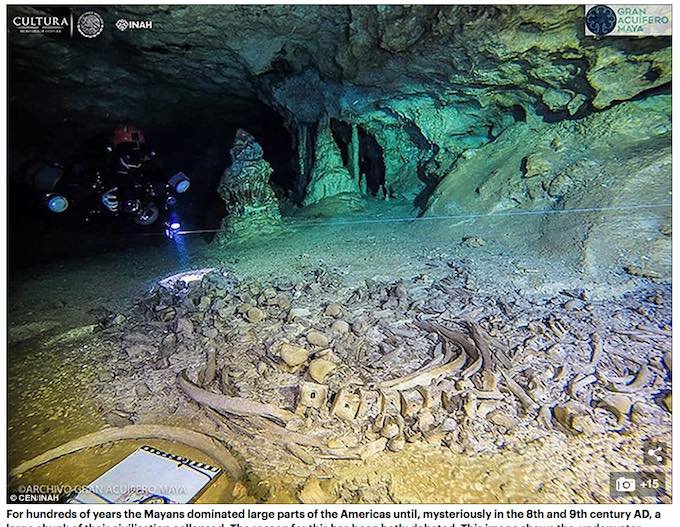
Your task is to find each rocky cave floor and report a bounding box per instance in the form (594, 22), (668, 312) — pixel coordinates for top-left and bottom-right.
(8, 200), (672, 504)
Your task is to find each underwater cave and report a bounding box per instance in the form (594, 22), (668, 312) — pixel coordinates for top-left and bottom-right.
(5, 3), (672, 506)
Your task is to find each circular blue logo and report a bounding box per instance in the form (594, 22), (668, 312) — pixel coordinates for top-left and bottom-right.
(586, 5), (617, 36)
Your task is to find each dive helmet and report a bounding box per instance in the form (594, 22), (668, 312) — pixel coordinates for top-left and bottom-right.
(112, 124), (146, 148)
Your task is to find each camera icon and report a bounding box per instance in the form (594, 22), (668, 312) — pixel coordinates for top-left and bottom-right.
(615, 477), (636, 493)
(610, 471), (666, 498)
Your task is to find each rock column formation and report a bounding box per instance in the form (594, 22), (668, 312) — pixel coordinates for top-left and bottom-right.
(303, 120), (361, 206)
(218, 129), (281, 240)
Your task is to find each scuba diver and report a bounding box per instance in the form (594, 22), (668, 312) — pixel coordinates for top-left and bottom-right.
(32, 123), (191, 236)
(101, 123), (154, 216)
(101, 124), (190, 228)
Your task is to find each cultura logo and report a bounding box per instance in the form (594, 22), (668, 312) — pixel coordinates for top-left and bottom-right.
(77, 11), (104, 38)
(11, 14), (71, 34)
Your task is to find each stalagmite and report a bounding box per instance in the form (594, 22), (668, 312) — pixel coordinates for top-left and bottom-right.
(217, 129), (282, 239)
(303, 119), (360, 206)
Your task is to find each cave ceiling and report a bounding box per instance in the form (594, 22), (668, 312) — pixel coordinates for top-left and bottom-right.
(9, 5), (669, 127)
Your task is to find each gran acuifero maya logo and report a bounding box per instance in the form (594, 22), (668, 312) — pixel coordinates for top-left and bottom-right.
(10, 8), (153, 38)
(585, 4), (671, 36)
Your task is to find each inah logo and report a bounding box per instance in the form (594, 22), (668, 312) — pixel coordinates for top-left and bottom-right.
(115, 18), (153, 31)
(77, 11), (104, 38)
(585, 5), (617, 35)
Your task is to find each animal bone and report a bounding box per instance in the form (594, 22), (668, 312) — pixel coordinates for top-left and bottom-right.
(415, 385), (433, 409)
(246, 415), (329, 448)
(487, 411), (517, 430)
(481, 370), (498, 391)
(178, 371), (295, 425)
(319, 438), (387, 460)
(285, 443), (316, 465)
(199, 346), (218, 386)
(331, 389), (361, 421)
(588, 332), (603, 368)
(463, 393), (478, 418)
(637, 323), (671, 337)
(663, 351), (672, 372)
(500, 371), (539, 412)
(546, 317), (566, 340)
(380, 418), (401, 439)
(474, 389), (505, 400)
(378, 390), (401, 415)
(460, 353), (483, 379)
(378, 340), (466, 391)
(297, 382), (328, 412)
(597, 394), (632, 426)
(10, 425), (241, 480)
(400, 389), (425, 418)
(417, 409), (436, 433)
(467, 321), (512, 370)
(537, 404), (553, 428)
(466, 321), (494, 370)
(567, 374), (597, 398)
(308, 358), (337, 383)
(414, 320), (477, 356)
(279, 343), (309, 367)
(476, 400), (498, 418)
(553, 365), (570, 382)
(606, 364), (653, 393)
(387, 436), (406, 452)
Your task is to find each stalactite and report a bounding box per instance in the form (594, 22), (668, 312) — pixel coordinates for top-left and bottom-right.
(350, 123), (360, 183)
(297, 125), (308, 199)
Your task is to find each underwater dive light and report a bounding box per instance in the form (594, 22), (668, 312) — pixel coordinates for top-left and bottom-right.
(45, 193), (69, 213)
(169, 172), (190, 193)
(165, 223), (181, 239)
(165, 209), (182, 238)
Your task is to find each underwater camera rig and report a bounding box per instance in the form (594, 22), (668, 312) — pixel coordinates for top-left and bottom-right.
(42, 169), (190, 235)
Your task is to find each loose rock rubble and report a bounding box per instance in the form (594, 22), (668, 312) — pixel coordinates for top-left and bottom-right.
(92, 264), (671, 501)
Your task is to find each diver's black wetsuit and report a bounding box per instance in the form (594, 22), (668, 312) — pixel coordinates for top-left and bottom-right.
(110, 143), (163, 211)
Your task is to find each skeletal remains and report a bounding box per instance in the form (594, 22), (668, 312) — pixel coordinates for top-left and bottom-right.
(11, 265), (672, 498)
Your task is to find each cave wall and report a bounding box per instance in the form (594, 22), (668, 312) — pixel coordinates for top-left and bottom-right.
(425, 94), (671, 280)
(9, 5), (671, 216)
